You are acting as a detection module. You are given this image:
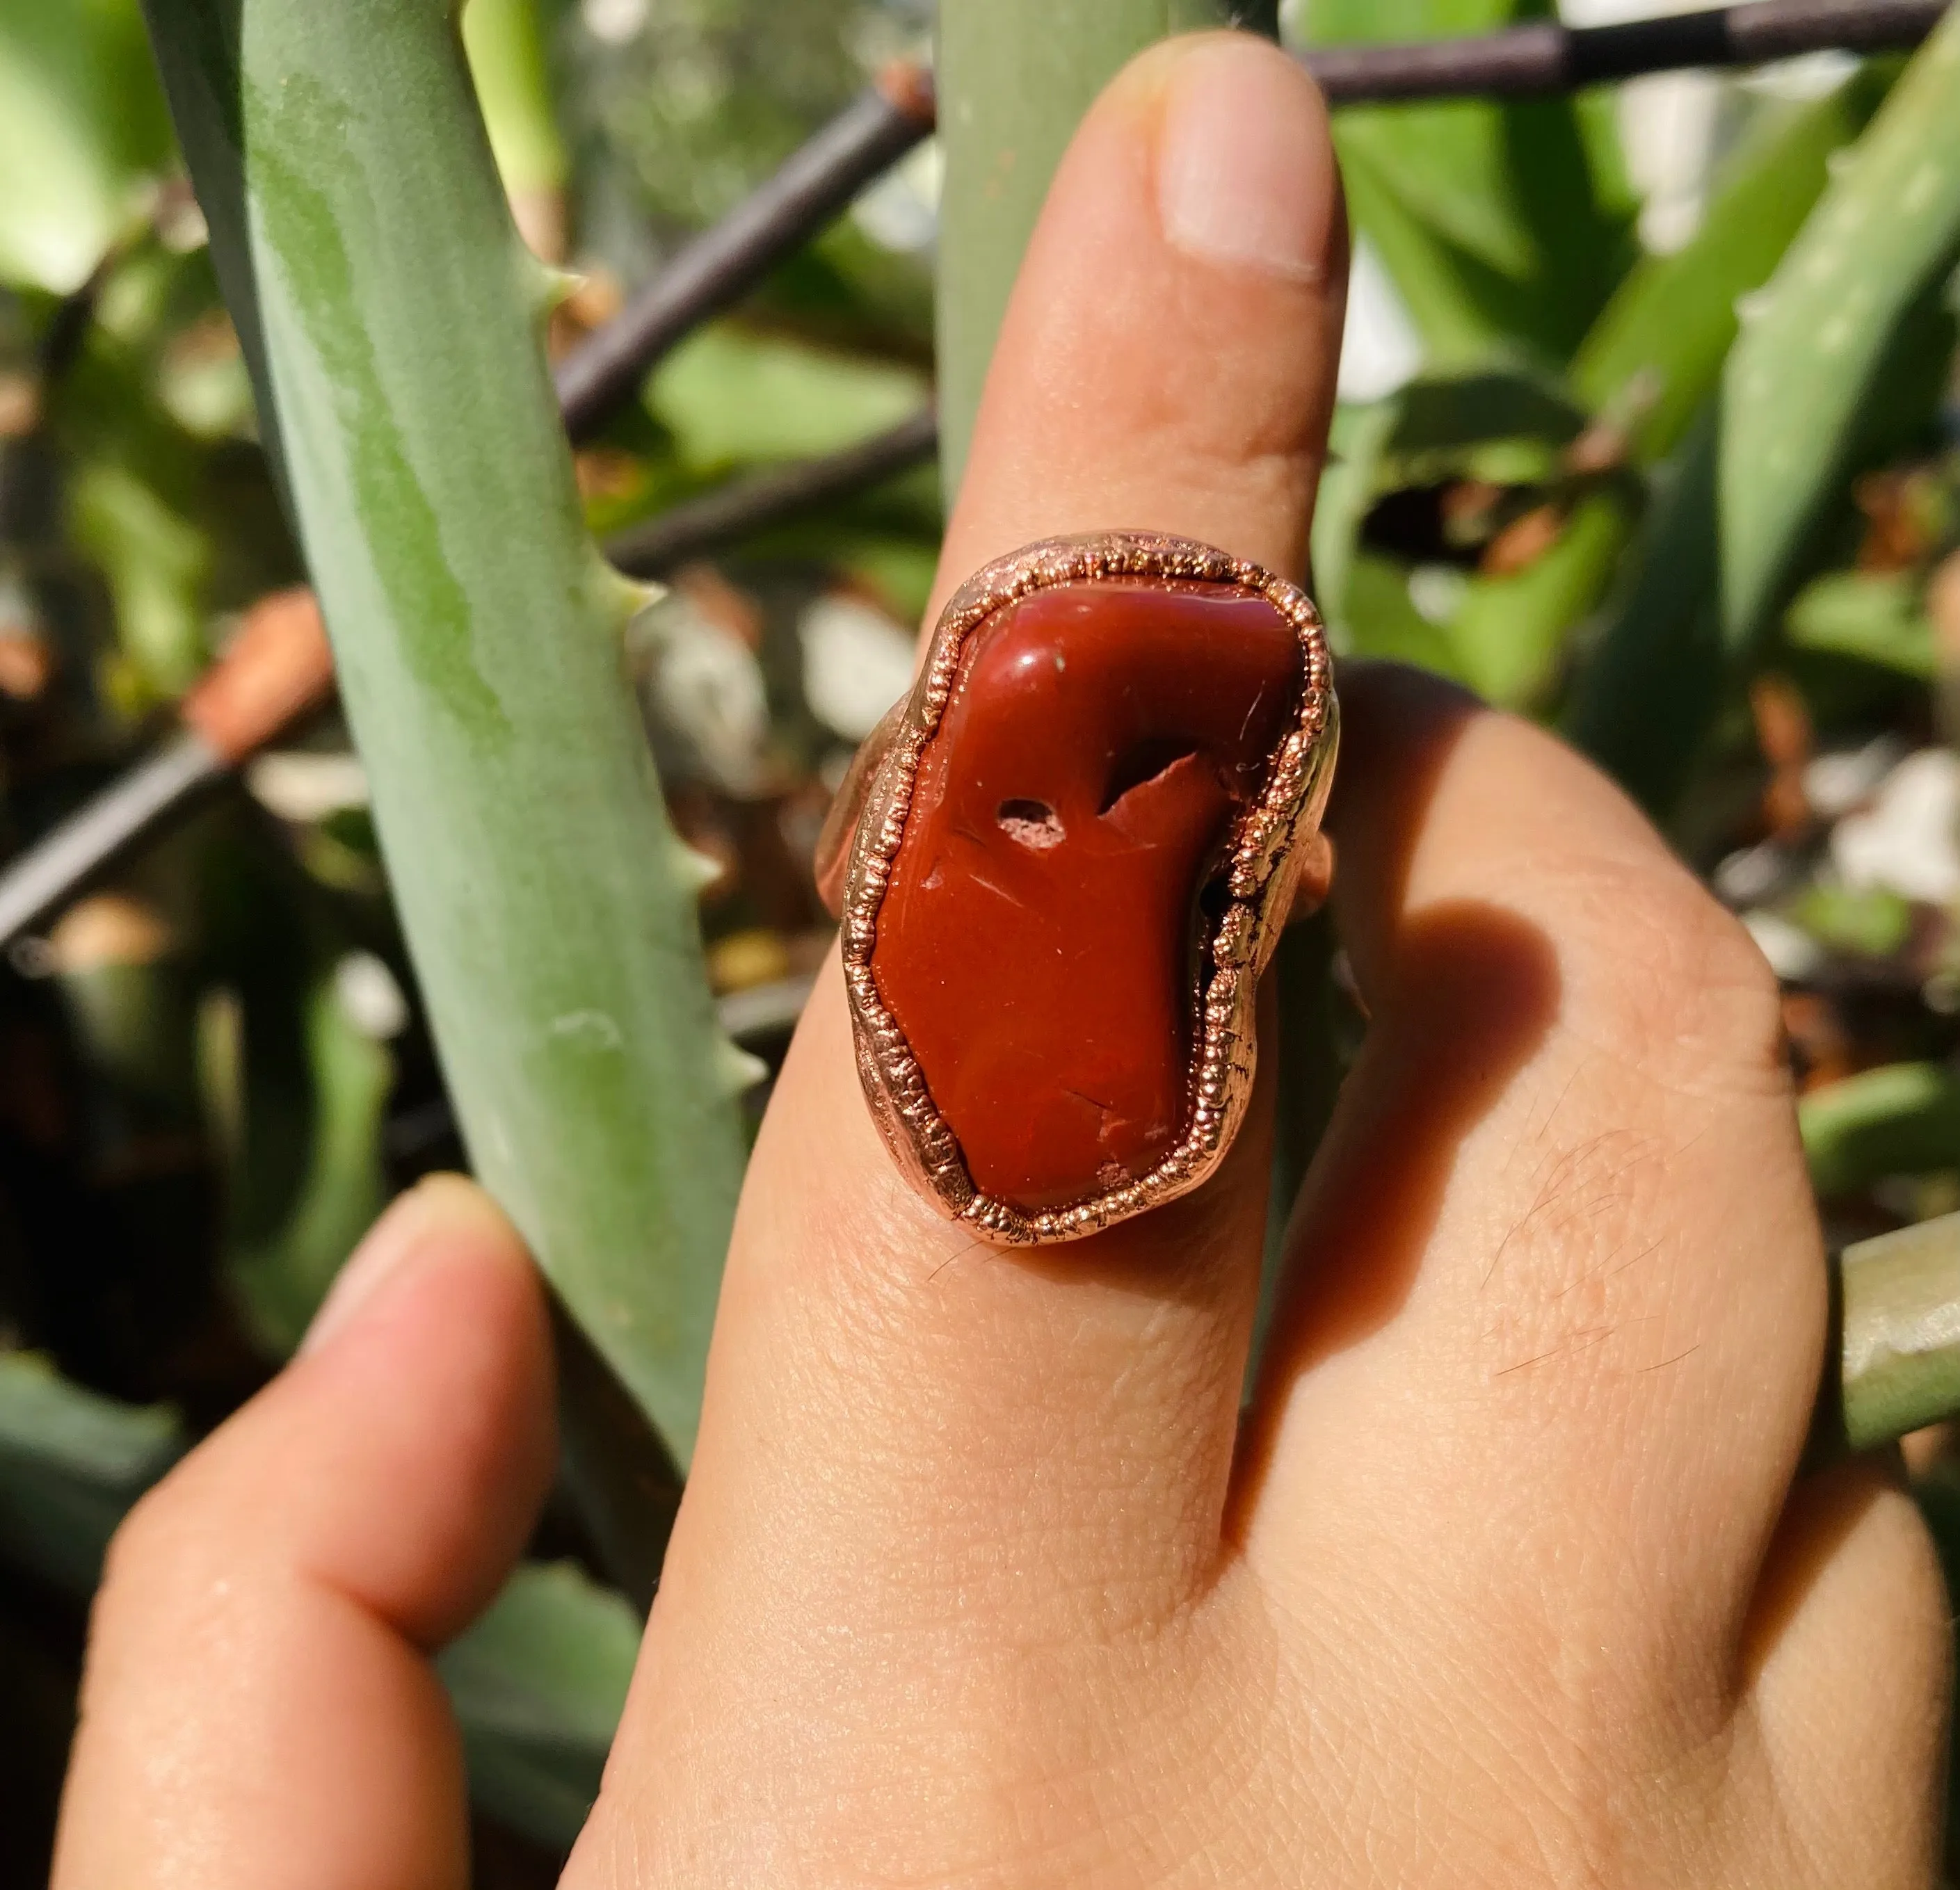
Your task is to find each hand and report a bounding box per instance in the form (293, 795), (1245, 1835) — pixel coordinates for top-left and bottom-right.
(51, 33), (1949, 1888)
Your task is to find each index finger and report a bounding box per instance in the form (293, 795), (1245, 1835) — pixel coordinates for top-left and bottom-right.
(584, 37), (1350, 1857)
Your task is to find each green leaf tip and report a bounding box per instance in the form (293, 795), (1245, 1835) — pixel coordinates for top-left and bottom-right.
(599, 564), (668, 630)
(531, 259), (585, 320)
(715, 1036), (771, 1099)
(1720, 4), (1960, 651)
(668, 839), (725, 898)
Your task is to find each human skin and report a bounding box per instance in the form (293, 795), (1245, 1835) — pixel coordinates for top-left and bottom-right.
(51, 32), (1950, 1889)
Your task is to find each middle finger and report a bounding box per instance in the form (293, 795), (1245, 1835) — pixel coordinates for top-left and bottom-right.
(580, 43), (1351, 1871)
(1243, 665), (1826, 1704)
(693, 31), (1349, 1624)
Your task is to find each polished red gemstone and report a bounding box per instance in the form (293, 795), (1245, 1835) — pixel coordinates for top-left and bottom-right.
(869, 578), (1301, 1213)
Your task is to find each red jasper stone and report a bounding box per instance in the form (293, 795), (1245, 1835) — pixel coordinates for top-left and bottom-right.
(869, 579), (1301, 1213)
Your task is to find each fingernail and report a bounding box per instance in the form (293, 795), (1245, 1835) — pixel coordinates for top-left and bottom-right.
(300, 1176), (488, 1357)
(1157, 35), (1333, 284)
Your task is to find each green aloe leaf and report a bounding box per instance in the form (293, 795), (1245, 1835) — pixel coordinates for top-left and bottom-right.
(0, 1355), (639, 1847)
(1562, 63), (1902, 816)
(1338, 553), (1470, 678)
(1575, 29), (1959, 819)
(1801, 1062), (1960, 1202)
(49, 309), (226, 704)
(214, 964), (394, 1359)
(0, 0), (174, 292)
(1572, 223), (1958, 818)
(0, 1354), (182, 1594)
(1721, 6), (1960, 650)
(437, 1559), (641, 1852)
(1785, 569), (1936, 679)
(1374, 365), (1585, 487)
(935, 0), (1241, 492)
(69, 458), (211, 696)
(1314, 367), (1614, 702)
(1571, 65), (1893, 466)
(1310, 399), (1396, 639)
(1287, 1), (1641, 707)
(1334, 140), (1506, 364)
(462, 0), (568, 205)
(1291, 0), (1634, 366)
(1443, 492), (1630, 708)
(649, 324), (929, 472)
(1561, 405), (1721, 816)
(1838, 1213), (1960, 1454)
(1311, 369), (1585, 636)
(142, 0), (752, 1461)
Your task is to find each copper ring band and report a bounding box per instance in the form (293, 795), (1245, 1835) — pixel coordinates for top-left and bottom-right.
(814, 531), (1340, 1246)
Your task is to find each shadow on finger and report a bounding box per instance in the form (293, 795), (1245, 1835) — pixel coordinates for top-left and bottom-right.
(1232, 898), (1561, 1528)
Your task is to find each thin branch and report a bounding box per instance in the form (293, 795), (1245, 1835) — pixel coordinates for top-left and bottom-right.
(0, 57), (942, 946)
(1722, 0), (1949, 62)
(0, 736), (225, 952)
(38, 256), (116, 385)
(556, 61), (935, 442)
(604, 405), (939, 577)
(0, 254), (118, 540)
(1300, 0), (1947, 103)
(561, 1), (1948, 444)
(0, 590), (334, 948)
(5, 0), (1949, 942)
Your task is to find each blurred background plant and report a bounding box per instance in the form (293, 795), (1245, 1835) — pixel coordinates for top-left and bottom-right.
(1, 0), (1959, 1882)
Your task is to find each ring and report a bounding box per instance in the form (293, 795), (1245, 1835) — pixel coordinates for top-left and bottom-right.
(814, 532), (1338, 1245)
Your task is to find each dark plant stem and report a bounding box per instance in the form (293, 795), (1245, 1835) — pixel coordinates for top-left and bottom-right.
(604, 406), (938, 577)
(1301, 0), (1947, 104)
(3, 65), (940, 953)
(1, 590), (334, 948)
(6, 0), (1947, 941)
(0, 736), (223, 951)
(554, 61), (936, 441)
(570, 4), (1950, 450)
(38, 259), (115, 384)
(0, 254), (116, 539)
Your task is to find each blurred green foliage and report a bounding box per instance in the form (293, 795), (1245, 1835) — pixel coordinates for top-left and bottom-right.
(0, 0), (1958, 1880)
(436, 1560), (642, 1851)
(1301, 0), (1639, 362)
(0, 0), (172, 294)
(577, 0), (890, 232)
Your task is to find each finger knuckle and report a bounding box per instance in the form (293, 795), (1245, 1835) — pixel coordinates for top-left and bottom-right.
(99, 1485), (185, 1603)
(97, 1449), (232, 1610)
(1552, 851), (1785, 1099)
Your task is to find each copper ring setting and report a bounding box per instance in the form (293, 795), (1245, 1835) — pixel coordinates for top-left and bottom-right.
(814, 531), (1338, 1246)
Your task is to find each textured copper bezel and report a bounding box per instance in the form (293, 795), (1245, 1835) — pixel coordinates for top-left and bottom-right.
(833, 531), (1338, 1245)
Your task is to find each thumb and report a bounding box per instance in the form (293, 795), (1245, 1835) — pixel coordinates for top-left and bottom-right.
(54, 1177), (556, 1890)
